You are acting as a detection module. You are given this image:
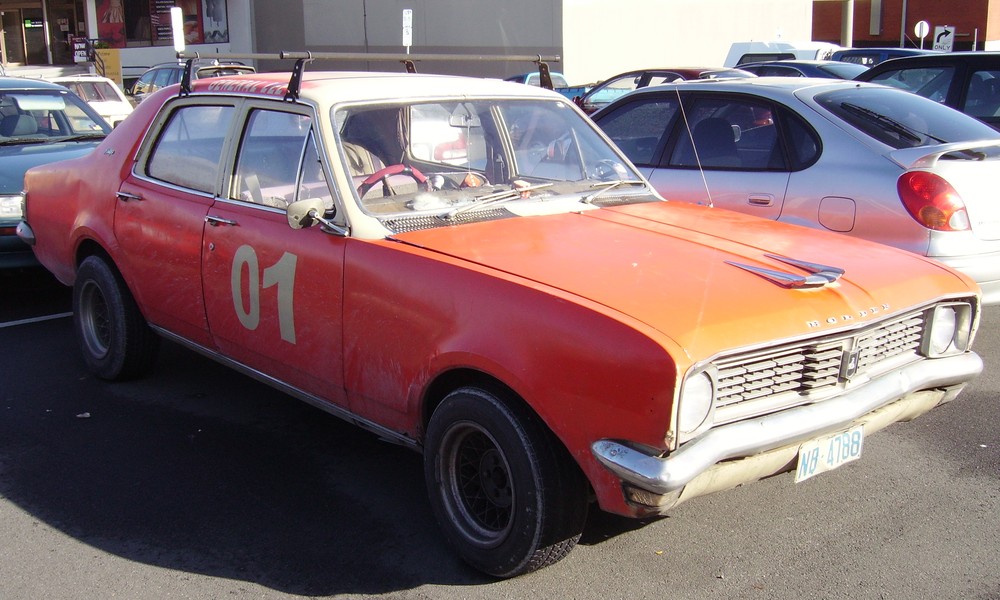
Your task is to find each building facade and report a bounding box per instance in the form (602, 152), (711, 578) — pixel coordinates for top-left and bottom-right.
(3, 0), (816, 85)
(813, 0), (1000, 51)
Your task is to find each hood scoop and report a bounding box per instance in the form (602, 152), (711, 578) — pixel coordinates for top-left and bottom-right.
(726, 254), (845, 289)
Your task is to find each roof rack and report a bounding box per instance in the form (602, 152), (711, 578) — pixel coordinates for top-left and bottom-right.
(176, 51), (562, 100)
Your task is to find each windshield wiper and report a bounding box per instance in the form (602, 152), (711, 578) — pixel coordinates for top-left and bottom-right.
(840, 102), (945, 144)
(580, 179), (646, 204)
(445, 182), (553, 219)
(0, 137), (50, 146)
(56, 133), (107, 142)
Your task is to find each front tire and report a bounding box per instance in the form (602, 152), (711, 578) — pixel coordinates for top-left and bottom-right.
(73, 255), (159, 380)
(424, 386), (589, 577)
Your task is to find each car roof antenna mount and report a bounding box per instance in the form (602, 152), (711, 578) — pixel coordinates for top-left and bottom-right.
(179, 57), (195, 97)
(281, 52), (314, 102)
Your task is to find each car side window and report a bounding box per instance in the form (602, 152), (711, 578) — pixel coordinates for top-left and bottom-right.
(596, 97), (678, 166)
(777, 108), (820, 170)
(867, 67), (955, 103)
(146, 104), (235, 193)
(667, 97), (780, 170)
(232, 109), (327, 210)
(963, 70), (1000, 117)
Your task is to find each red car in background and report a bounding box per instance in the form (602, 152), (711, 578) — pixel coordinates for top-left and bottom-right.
(574, 67), (755, 114)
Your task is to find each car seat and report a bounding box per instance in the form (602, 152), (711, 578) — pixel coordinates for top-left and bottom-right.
(0, 114), (38, 137)
(692, 117), (741, 168)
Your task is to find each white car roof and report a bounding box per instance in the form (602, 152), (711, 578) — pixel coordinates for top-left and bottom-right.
(193, 71), (569, 106)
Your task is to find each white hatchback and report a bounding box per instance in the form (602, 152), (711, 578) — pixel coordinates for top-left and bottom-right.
(49, 74), (133, 127)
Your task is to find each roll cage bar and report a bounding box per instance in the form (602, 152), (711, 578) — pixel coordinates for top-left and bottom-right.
(175, 51), (562, 101)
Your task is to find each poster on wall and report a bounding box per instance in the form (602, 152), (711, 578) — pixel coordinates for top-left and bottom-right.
(202, 0), (228, 43)
(97, 0), (126, 48)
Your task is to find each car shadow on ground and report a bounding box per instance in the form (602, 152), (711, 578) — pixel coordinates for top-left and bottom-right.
(2, 318), (501, 594)
(1, 314), (665, 594)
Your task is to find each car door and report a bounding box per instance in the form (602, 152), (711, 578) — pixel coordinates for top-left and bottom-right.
(646, 92), (790, 219)
(115, 99), (239, 347)
(200, 104), (349, 406)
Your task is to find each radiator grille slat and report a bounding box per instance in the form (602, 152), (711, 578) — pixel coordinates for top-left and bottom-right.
(712, 311), (926, 420)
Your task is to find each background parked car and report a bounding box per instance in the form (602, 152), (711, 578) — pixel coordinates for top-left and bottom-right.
(49, 74), (133, 127)
(738, 59), (869, 79)
(129, 59), (256, 103)
(832, 47), (939, 67)
(592, 77), (1000, 303)
(503, 71), (570, 87)
(0, 77), (110, 268)
(573, 67), (755, 114)
(855, 51), (1000, 131)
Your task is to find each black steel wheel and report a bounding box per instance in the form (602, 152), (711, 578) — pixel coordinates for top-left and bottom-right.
(73, 255), (159, 380)
(424, 386), (588, 577)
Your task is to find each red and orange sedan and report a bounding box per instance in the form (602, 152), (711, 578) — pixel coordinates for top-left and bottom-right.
(17, 57), (982, 577)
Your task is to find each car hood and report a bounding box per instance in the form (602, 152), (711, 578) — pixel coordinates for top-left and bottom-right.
(0, 140), (101, 194)
(393, 201), (976, 359)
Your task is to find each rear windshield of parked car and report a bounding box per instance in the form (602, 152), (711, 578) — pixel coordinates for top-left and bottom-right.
(814, 87), (1000, 149)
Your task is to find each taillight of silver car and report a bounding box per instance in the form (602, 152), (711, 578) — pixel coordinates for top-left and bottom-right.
(897, 171), (971, 231)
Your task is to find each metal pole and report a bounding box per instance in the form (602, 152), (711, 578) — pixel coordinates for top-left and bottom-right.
(841, 0), (855, 48)
(900, 0), (907, 47)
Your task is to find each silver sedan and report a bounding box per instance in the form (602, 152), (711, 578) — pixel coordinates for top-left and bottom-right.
(592, 77), (1000, 304)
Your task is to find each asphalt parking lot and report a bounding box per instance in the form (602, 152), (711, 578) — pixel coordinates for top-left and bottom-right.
(1, 267), (998, 599)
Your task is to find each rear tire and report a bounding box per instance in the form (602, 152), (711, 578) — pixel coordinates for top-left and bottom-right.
(424, 386), (589, 577)
(73, 255), (159, 380)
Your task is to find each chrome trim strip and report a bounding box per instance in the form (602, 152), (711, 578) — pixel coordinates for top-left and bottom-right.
(592, 352), (982, 495)
(150, 326), (420, 451)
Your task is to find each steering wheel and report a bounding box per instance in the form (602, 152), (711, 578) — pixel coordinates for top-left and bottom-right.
(357, 164), (428, 197)
(593, 159), (627, 181)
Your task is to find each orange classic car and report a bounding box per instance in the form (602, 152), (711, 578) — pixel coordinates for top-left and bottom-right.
(17, 56), (983, 578)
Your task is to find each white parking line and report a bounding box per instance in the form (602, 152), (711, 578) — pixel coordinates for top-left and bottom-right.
(0, 312), (73, 328)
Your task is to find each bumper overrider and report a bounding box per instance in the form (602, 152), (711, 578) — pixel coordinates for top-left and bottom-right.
(592, 352), (982, 515)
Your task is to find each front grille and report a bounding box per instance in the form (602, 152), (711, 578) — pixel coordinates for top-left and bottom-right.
(712, 309), (927, 424)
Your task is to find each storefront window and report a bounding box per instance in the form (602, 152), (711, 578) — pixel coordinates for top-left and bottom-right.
(96, 0), (228, 48)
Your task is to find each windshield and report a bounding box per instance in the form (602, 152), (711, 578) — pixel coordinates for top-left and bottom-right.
(0, 89), (110, 142)
(333, 98), (651, 227)
(814, 86), (1000, 149)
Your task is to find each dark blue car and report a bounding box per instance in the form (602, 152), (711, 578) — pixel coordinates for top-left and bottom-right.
(738, 59), (870, 79)
(0, 77), (110, 268)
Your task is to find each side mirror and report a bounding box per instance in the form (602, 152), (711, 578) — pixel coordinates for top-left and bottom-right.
(286, 197), (327, 230)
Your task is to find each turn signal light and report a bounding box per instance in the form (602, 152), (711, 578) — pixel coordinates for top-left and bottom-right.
(897, 171), (970, 231)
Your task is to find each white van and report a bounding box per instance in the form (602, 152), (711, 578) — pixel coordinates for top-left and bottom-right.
(724, 41), (842, 67)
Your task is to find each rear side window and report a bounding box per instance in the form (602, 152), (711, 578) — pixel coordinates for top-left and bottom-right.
(146, 104), (235, 193)
(962, 70), (1000, 118)
(596, 97), (678, 166)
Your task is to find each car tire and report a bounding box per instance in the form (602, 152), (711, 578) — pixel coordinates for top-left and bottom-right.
(424, 385), (589, 578)
(73, 255), (159, 381)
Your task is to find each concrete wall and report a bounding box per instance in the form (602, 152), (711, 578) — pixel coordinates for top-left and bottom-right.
(252, 0), (562, 79)
(561, 0), (814, 84)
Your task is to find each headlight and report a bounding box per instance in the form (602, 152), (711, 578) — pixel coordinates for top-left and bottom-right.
(678, 370), (715, 438)
(0, 194), (24, 220)
(923, 303), (973, 357)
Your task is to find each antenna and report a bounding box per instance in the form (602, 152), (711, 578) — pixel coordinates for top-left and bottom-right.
(674, 86), (714, 208)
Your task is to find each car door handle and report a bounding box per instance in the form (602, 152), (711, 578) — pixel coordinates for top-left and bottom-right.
(748, 194), (774, 207)
(116, 191), (143, 202)
(205, 215), (239, 227)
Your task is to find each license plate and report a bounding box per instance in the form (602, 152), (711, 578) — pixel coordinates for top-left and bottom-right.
(794, 425), (864, 483)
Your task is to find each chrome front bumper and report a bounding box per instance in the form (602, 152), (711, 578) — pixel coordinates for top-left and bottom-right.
(592, 352), (982, 501)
